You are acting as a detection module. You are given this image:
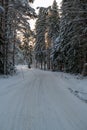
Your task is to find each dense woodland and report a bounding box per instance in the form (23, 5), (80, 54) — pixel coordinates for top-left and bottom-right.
(0, 0), (87, 75)
(0, 0), (36, 74)
(35, 0), (87, 75)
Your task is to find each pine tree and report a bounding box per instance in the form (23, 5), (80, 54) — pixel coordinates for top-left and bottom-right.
(58, 0), (77, 73)
(0, 0), (36, 74)
(47, 0), (60, 43)
(46, 0), (60, 70)
(57, 0), (87, 73)
(35, 7), (47, 69)
(0, 3), (5, 74)
(19, 27), (33, 66)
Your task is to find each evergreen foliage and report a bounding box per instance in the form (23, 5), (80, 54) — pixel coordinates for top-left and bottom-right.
(47, 0), (60, 42)
(55, 0), (87, 73)
(19, 29), (33, 65)
(46, 0), (60, 70)
(35, 7), (47, 69)
(0, 0), (36, 75)
(0, 0), (87, 75)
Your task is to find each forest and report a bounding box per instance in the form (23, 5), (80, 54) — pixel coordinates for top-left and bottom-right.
(0, 0), (87, 75)
(0, 1), (87, 129)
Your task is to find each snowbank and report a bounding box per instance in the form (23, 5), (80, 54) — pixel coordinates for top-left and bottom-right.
(53, 72), (87, 103)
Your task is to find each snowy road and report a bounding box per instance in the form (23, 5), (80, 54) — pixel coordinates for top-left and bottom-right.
(0, 66), (87, 130)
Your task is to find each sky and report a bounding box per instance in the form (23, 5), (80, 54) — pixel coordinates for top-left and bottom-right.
(32, 0), (62, 9)
(30, 0), (62, 29)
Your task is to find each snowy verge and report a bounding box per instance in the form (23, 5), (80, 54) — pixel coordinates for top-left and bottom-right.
(0, 65), (29, 88)
(68, 77), (87, 103)
(53, 72), (87, 103)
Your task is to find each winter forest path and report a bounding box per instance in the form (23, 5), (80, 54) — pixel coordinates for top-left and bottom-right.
(0, 65), (87, 130)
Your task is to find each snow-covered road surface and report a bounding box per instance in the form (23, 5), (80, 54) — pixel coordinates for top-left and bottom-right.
(0, 65), (87, 130)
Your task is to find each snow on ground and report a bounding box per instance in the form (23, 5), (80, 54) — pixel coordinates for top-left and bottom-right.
(0, 65), (87, 130)
(53, 72), (87, 102)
